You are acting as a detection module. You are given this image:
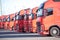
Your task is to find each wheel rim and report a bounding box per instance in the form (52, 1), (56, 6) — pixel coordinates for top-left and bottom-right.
(52, 29), (57, 35)
(50, 27), (60, 36)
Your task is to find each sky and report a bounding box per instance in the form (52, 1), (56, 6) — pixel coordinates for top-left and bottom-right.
(0, 0), (47, 15)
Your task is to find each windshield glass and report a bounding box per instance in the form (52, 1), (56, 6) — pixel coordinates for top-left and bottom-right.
(29, 13), (32, 19)
(15, 15), (21, 20)
(24, 14), (26, 19)
(3, 18), (6, 22)
(39, 3), (44, 9)
(37, 9), (43, 17)
(16, 15), (19, 20)
(7, 17), (10, 21)
(37, 3), (44, 17)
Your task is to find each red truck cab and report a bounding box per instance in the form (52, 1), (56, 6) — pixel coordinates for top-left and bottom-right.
(37, 0), (60, 36)
(15, 10), (25, 32)
(9, 13), (15, 30)
(4, 15), (10, 30)
(32, 7), (38, 33)
(14, 12), (19, 31)
(1, 15), (7, 29)
(24, 8), (31, 32)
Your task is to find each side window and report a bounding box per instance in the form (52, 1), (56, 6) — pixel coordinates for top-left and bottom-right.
(21, 14), (28, 20)
(16, 15), (19, 20)
(7, 17), (10, 22)
(53, 0), (60, 2)
(3, 18), (6, 22)
(47, 8), (53, 16)
(29, 14), (32, 19)
(24, 14), (26, 19)
(32, 13), (34, 20)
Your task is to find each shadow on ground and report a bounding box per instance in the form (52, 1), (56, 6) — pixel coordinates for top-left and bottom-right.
(0, 29), (56, 38)
(0, 32), (52, 38)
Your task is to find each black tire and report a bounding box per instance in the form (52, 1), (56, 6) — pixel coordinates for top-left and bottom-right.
(16, 25), (19, 32)
(22, 26), (26, 33)
(12, 26), (14, 30)
(36, 22), (41, 33)
(49, 27), (60, 37)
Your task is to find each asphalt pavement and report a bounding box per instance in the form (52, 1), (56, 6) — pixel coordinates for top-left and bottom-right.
(0, 29), (60, 40)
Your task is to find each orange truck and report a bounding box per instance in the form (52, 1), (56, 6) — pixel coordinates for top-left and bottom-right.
(1, 15), (7, 29)
(4, 15), (10, 30)
(15, 10), (25, 32)
(3, 15), (8, 29)
(18, 9), (25, 32)
(28, 9), (33, 33)
(14, 12), (20, 31)
(9, 14), (15, 30)
(24, 8), (30, 32)
(37, 0), (60, 36)
(31, 7), (38, 33)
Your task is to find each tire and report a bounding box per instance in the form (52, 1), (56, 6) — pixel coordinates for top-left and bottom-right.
(12, 26), (15, 31)
(22, 26), (25, 33)
(16, 25), (19, 32)
(12, 26), (14, 30)
(49, 27), (60, 37)
(36, 22), (41, 33)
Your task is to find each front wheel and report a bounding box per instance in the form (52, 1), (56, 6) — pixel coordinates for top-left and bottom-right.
(16, 25), (19, 32)
(22, 26), (26, 33)
(49, 27), (60, 37)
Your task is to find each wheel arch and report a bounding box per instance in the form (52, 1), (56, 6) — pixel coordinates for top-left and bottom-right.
(49, 25), (60, 31)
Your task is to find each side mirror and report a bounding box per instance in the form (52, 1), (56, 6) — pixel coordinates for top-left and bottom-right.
(11, 19), (13, 21)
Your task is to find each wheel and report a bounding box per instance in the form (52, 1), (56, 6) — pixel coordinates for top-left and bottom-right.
(16, 25), (19, 32)
(22, 26), (26, 33)
(12, 26), (14, 30)
(49, 27), (60, 37)
(36, 22), (41, 33)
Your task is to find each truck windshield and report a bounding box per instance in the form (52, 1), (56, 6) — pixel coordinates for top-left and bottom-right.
(16, 15), (21, 20)
(7, 17), (10, 22)
(37, 9), (43, 17)
(3, 18), (6, 22)
(24, 14), (28, 20)
(39, 3), (44, 9)
(16, 15), (19, 20)
(29, 13), (34, 19)
(37, 3), (44, 17)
